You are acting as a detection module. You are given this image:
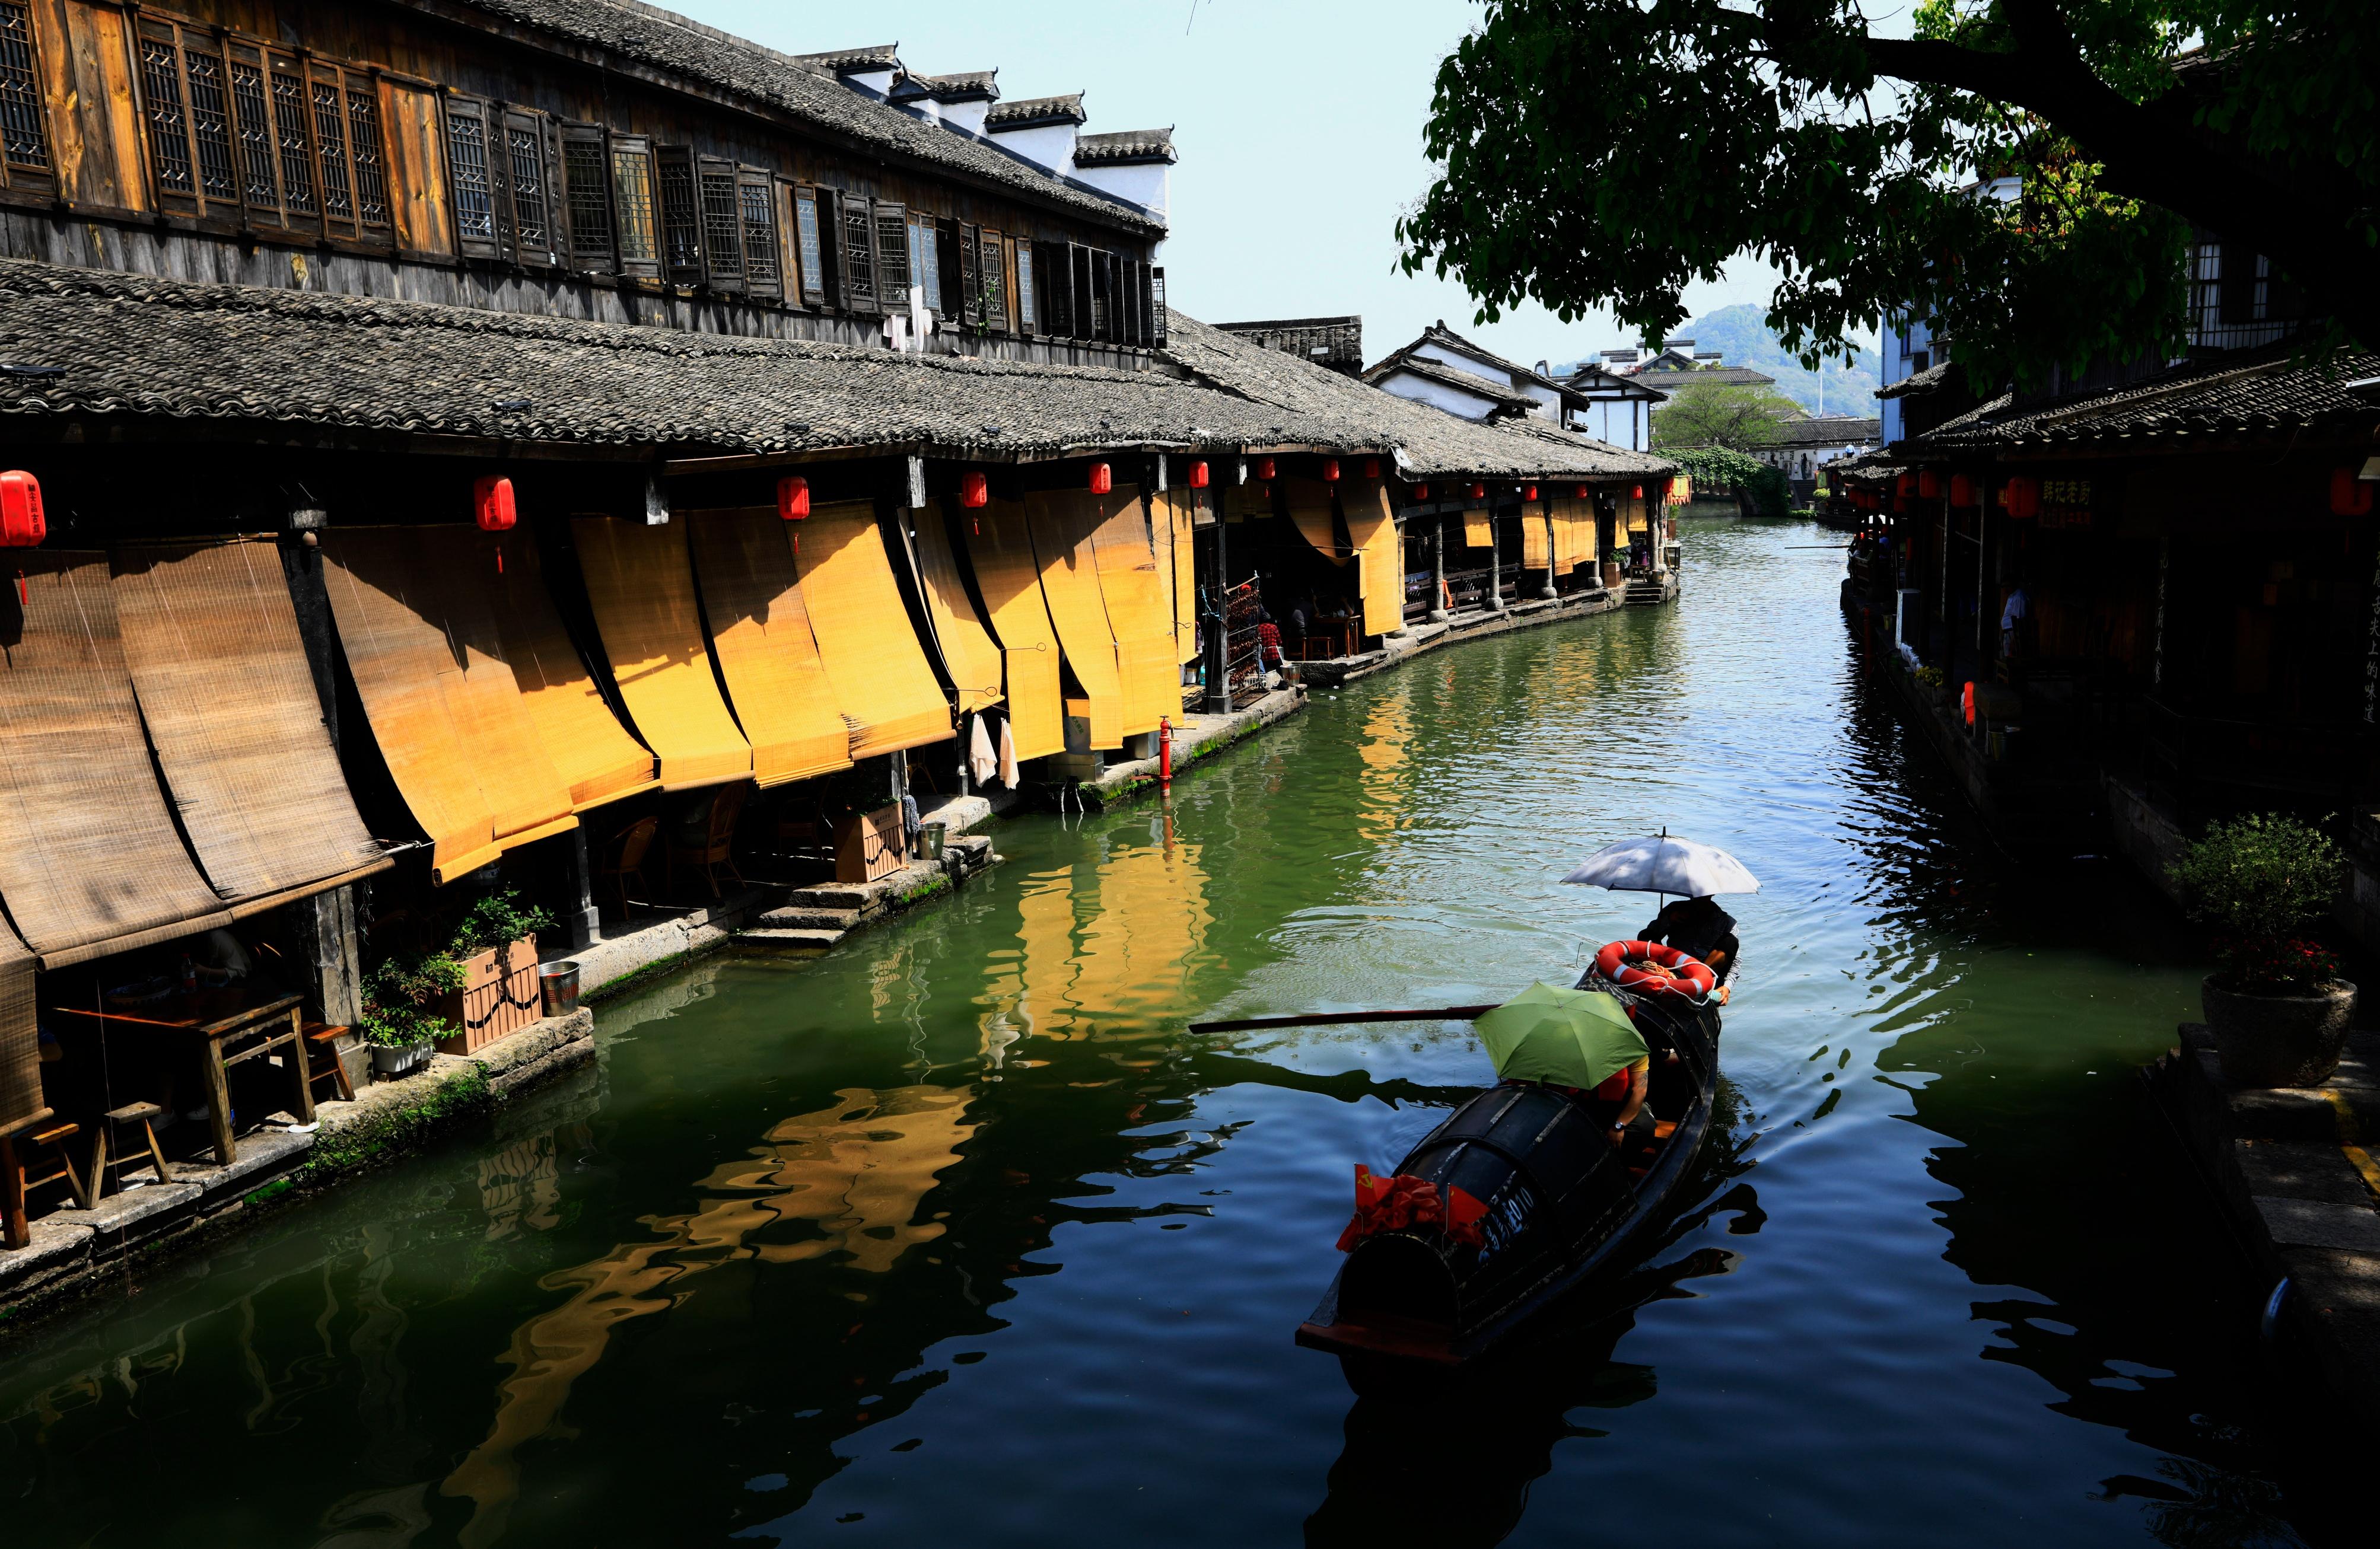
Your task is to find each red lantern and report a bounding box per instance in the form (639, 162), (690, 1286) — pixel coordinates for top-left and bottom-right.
(959, 470), (989, 509)
(1574, 483), (1590, 499)
(473, 474), (516, 533)
(2002, 477), (2039, 519)
(1523, 484), (1538, 501)
(777, 475), (810, 521)
(1363, 458), (1380, 479)
(0, 470), (44, 547)
(1897, 473), (1916, 499)
(1630, 485), (1644, 499)
(1469, 483), (1486, 500)
(1962, 681), (1976, 727)
(1322, 458), (1340, 482)
(1950, 473), (1975, 508)
(1918, 468), (1942, 499)
(1088, 461), (1113, 494)
(2330, 466), (2374, 517)
(1188, 460), (1210, 489)
(1414, 483), (1430, 499)
(1255, 457), (1277, 480)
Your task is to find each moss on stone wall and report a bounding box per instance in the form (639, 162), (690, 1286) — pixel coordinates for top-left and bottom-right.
(301, 1067), (493, 1182)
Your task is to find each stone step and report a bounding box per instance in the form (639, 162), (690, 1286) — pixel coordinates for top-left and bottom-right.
(738, 927), (845, 952)
(756, 904), (862, 930)
(786, 884), (876, 913)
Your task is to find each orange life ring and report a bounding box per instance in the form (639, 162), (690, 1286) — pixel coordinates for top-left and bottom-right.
(1592, 939), (1717, 1002)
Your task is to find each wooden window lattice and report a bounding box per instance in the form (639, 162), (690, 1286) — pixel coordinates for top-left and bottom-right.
(874, 203), (909, 305)
(656, 145), (702, 281)
(138, 30), (195, 195)
(1016, 243), (1036, 334)
(699, 157), (742, 289)
(792, 184), (825, 304)
(0, 0), (50, 180)
(346, 87), (387, 227)
(978, 229), (1005, 332)
(503, 116), (549, 253)
(738, 167), (779, 298)
(310, 75), (352, 224)
(838, 191), (876, 312)
(269, 61), (315, 216)
(561, 128), (614, 268)
(180, 46), (237, 201)
(609, 136), (659, 275)
(445, 104), (495, 247)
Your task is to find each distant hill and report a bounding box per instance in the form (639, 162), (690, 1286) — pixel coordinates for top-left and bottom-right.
(1561, 304), (1881, 418)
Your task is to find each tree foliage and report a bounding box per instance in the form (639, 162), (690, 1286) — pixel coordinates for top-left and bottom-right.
(1650, 379), (1804, 450)
(1665, 445), (1793, 515)
(1399, 1), (2380, 390)
(2171, 812), (2345, 989)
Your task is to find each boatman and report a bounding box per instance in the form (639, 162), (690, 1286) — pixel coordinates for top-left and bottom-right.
(1640, 895), (1738, 985)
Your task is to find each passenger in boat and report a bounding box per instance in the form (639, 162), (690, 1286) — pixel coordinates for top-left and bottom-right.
(1590, 1054), (1652, 1148)
(1640, 894), (1738, 984)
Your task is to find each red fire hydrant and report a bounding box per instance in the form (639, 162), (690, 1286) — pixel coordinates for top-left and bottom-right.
(1159, 716), (1173, 791)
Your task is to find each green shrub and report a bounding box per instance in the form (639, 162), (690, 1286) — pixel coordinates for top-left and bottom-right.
(2171, 813), (2346, 992)
(449, 889), (556, 957)
(359, 951), (466, 1048)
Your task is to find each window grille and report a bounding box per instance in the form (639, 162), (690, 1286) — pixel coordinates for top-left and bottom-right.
(181, 46), (237, 202)
(561, 128), (614, 267)
(874, 203), (909, 304)
(1070, 244), (1095, 342)
(793, 184), (825, 304)
(230, 56), (276, 208)
(1149, 266), (1166, 348)
(838, 192), (876, 311)
(700, 158), (743, 289)
(270, 61), (316, 216)
(311, 75), (352, 225)
(504, 116), (549, 253)
(1086, 246), (1108, 342)
(1037, 240), (1071, 338)
(1016, 243), (1036, 334)
(738, 167), (779, 299)
(0, 0), (49, 181)
(916, 221), (941, 313)
(346, 86), (387, 228)
(609, 136), (660, 276)
(656, 145), (703, 282)
(906, 220), (927, 309)
(138, 29), (195, 196)
(978, 228), (1005, 332)
(446, 106), (495, 247)
(955, 221), (979, 327)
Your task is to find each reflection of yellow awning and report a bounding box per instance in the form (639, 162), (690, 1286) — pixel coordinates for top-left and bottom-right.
(907, 509), (1005, 715)
(573, 517), (752, 790)
(325, 528), (581, 882)
(1087, 486), (1178, 737)
(484, 531), (657, 809)
(965, 499), (1064, 761)
(686, 510), (853, 786)
(1156, 487), (1198, 664)
(796, 501), (953, 757)
(1463, 509), (1493, 547)
(1285, 478), (1350, 566)
(1522, 501), (1551, 569)
(1027, 490), (1124, 751)
(1341, 480), (1405, 636)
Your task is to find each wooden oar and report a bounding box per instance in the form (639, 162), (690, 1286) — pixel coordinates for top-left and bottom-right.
(1188, 1005), (1498, 1034)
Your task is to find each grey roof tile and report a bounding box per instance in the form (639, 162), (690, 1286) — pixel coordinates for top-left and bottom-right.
(986, 93), (1087, 129)
(1074, 128), (1175, 166)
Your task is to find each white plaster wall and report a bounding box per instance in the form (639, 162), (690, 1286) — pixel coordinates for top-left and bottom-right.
(990, 123), (1077, 176)
(1377, 372), (1503, 422)
(1073, 161), (1169, 221)
(941, 100), (991, 136)
(847, 68), (898, 97)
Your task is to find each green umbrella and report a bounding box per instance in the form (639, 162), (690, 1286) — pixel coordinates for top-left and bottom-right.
(1472, 983), (1647, 1091)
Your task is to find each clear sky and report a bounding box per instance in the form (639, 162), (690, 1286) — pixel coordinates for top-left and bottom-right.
(677, 0), (1881, 369)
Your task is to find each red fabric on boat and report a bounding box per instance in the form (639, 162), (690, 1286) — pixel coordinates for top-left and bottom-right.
(1336, 1165), (1488, 1251)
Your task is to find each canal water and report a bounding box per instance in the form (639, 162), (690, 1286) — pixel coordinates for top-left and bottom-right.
(0, 518), (2338, 1546)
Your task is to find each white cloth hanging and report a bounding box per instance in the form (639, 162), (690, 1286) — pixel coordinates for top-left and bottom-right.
(968, 713), (998, 786)
(997, 716), (1020, 788)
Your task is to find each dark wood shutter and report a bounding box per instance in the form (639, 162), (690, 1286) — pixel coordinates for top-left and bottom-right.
(0, 0), (55, 195)
(834, 189), (876, 313)
(873, 201), (909, 308)
(1036, 240), (1068, 337)
(936, 217), (963, 321)
(1149, 266), (1166, 348)
(608, 133), (660, 279)
(558, 122), (615, 270)
(955, 221), (981, 328)
(498, 107), (561, 265)
(792, 182), (827, 305)
(979, 228), (1007, 333)
(740, 166), (782, 299)
(1122, 258), (1144, 347)
(656, 144), (704, 283)
(1070, 243), (1094, 341)
(698, 155), (743, 292)
(443, 94), (502, 259)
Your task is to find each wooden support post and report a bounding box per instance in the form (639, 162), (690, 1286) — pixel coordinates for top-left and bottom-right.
(565, 827), (599, 949)
(1429, 515), (1449, 621)
(289, 884), (364, 1028)
(1485, 507), (1506, 611)
(1, 1132), (26, 1250)
(1538, 509), (1558, 599)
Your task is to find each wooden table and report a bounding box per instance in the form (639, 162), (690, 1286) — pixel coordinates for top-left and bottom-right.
(48, 991), (313, 1165)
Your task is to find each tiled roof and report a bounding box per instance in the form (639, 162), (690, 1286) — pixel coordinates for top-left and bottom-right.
(451, 4), (1157, 235)
(1074, 129), (1176, 167)
(1908, 340), (2380, 453)
(1404, 321), (1570, 394)
(1637, 365), (1778, 395)
(893, 69), (998, 103)
(1768, 416), (1881, 446)
(785, 43), (901, 74)
(1362, 355), (1539, 412)
(0, 260), (1367, 460)
(1875, 359), (1953, 400)
(986, 93), (1087, 129)
(1167, 311), (1673, 482)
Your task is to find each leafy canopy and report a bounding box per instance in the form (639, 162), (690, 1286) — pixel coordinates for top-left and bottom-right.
(1651, 379), (1805, 450)
(1400, 1), (2380, 389)
(2171, 812), (2345, 989)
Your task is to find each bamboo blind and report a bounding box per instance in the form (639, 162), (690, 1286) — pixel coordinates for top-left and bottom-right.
(1087, 486), (1179, 737)
(1340, 482), (1407, 637)
(965, 499), (1065, 761)
(486, 531), (657, 809)
(794, 502), (954, 757)
(1161, 487), (1198, 663)
(0, 926), (43, 1136)
(685, 510), (854, 786)
(1463, 509), (1494, 548)
(0, 553), (233, 964)
(1521, 501), (1552, 569)
(909, 510), (1006, 715)
(112, 537), (387, 907)
(572, 517), (753, 789)
(1284, 479), (1352, 566)
(1026, 490), (1125, 751)
(323, 529), (580, 882)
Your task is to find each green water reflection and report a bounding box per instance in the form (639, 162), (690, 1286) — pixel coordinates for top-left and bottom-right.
(0, 518), (2343, 1547)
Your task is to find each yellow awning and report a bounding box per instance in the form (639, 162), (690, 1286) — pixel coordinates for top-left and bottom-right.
(907, 508), (1006, 715)
(1159, 487), (1198, 664)
(966, 498), (1066, 761)
(1463, 509), (1494, 547)
(484, 530), (658, 810)
(1087, 486), (1179, 737)
(1027, 489), (1125, 751)
(324, 528), (580, 883)
(572, 517), (752, 791)
(1340, 480), (1405, 637)
(1521, 501), (1551, 569)
(686, 509), (854, 786)
(796, 501), (953, 757)
(1284, 479), (1350, 566)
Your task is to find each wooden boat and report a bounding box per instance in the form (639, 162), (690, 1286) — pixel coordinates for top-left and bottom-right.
(1296, 984), (1723, 1373)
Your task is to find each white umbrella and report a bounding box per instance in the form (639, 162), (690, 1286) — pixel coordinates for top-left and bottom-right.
(1561, 831), (1759, 897)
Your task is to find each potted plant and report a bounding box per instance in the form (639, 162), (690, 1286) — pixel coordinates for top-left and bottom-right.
(2172, 813), (2356, 1088)
(359, 952), (466, 1078)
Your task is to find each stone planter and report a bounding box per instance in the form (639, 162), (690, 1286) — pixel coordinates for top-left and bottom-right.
(2202, 974), (2357, 1088)
(371, 1040), (433, 1079)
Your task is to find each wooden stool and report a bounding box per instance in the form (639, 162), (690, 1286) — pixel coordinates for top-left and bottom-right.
(91, 1103), (171, 1196)
(304, 1022), (355, 1104)
(2, 1121), (89, 1240)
